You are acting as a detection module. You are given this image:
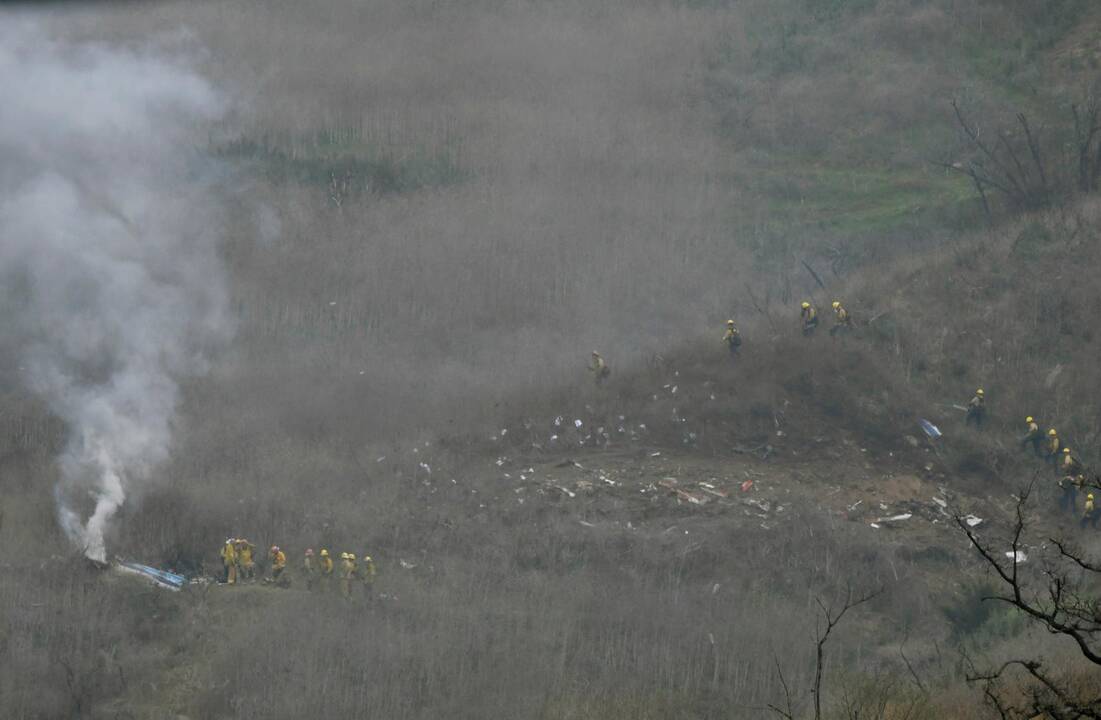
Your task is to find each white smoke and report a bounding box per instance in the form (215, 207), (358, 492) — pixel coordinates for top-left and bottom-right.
(0, 23), (232, 561)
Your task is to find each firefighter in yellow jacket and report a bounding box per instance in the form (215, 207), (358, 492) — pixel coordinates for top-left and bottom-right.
(340, 552), (357, 598)
(361, 555), (378, 601)
(1020, 416), (1042, 455)
(589, 351), (610, 385)
(965, 389), (985, 428)
(236, 538), (256, 583)
(1062, 448), (1082, 479)
(267, 546), (288, 587)
(1044, 429), (1062, 471)
(829, 301), (852, 336)
(220, 539), (237, 585)
(318, 549), (334, 592)
(800, 302), (818, 336)
(722, 320), (742, 358)
(1081, 493), (1098, 530)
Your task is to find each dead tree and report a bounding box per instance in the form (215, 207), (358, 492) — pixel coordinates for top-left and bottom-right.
(766, 586), (882, 720)
(955, 480), (1101, 719)
(941, 100), (1056, 218)
(1071, 83), (1101, 195)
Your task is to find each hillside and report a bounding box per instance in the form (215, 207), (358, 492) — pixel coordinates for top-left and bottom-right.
(2, 1), (1101, 719)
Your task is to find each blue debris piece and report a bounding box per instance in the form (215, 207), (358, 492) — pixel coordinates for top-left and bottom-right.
(919, 419), (942, 440)
(119, 562), (186, 591)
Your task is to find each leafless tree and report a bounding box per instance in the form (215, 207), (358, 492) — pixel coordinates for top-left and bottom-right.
(767, 587), (883, 720)
(955, 480), (1101, 719)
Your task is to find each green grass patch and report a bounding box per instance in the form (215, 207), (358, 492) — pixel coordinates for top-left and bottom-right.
(744, 160), (975, 235)
(216, 128), (468, 196)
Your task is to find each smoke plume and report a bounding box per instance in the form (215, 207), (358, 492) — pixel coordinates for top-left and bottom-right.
(0, 23), (231, 561)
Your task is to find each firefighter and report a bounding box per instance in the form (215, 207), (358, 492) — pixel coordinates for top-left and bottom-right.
(1020, 416), (1042, 455)
(220, 538), (237, 585)
(319, 549), (334, 592)
(1081, 493), (1098, 530)
(589, 351), (610, 385)
(1044, 429), (1062, 470)
(303, 548), (316, 591)
(268, 546), (288, 587)
(1062, 448), (1082, 479)
(340, 552), (357, 598)
(800, 302), (818, 336)
(722, 320), (742, 358)
(236, 538), (256, 583)
(829, 301), (852, 336)
(1058, 474), (1078, 515)
(965, 389), (985, 428)
(361, 555), (377, 601)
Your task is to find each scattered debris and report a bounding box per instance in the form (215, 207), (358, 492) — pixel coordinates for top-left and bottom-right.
(740, 479), (753, 492)
(1005, 551), (1028, 564)
(399, 559), (417, 570)
(963, 515), (983, 527)
(919, 419), (942, 440)
(117, 561), (185, 591)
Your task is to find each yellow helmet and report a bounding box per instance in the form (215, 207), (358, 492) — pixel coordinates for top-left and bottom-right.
(1026, 416), (1033, 423)
(363, 555), (372, 563)
(726, 319), (735, 326)
(1089, 494), (1095, 500)
(976, 389), (984, 395)
(832, 301), (841, 309)
(1064, 448), (1071, 454)
(320, 549), (329, 557)
(801, 301), (810, 309)
(1049, 429), (1057, 436)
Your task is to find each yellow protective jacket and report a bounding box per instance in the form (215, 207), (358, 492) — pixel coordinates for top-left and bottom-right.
(834, 306), (850, 325)
(1048, 434), (1060, 454)
(320, 556), (334, 575)
(1025, 422), (1039, 439)
(722, 327), (741, 345)
(271, 551), (286, 571)
(341, 558), (357, 580)
(1085, 497), (1095, 516)
(968, 395), (984, 410)
(237, 542), (254, 566)
(303, 556), (315, 574)
(220, 542), (237, 566)
(591, 355), (607, 374)
(801, 306), (817, 324)
(1063, 454), (1081, 474)
(362, 559), (377, 583)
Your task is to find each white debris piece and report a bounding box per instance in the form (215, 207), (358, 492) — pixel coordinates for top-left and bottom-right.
(1006, 551), (1028, 564)
(574, 419), (583, 429)
(650, 451), (661, 457)
(500, 429), (508, 436)
(963, 515), (983, 527)
(399, 559), (417, 570)
(931, 497), (947, 509)
(419, 462), (431, 474)
(872, 513), (912, 523)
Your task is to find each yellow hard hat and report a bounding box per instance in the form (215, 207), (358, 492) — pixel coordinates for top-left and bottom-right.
(832, 301), (841, 309)
(1089, 494), (1095, 500)
(727, 319), (735, 326)
(1049, 429), (1057, 436)
(976, 389), (984, 395)
(320, 549), (329, 556)
(801, 301), (810, 309)
(1064, 448), (1071, 454)
(1026, 416), (1033, 423)
(363, 555), (372, 562)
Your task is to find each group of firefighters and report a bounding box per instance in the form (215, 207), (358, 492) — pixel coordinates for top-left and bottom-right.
(218, 538), (378, 598)
(722, 299), (1097, 529)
